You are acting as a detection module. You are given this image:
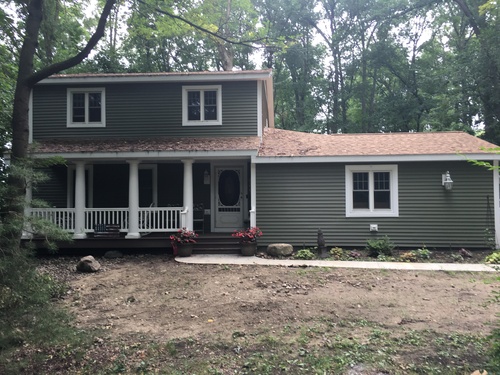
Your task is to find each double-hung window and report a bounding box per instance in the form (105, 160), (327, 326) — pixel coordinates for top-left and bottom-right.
(182, 85), (222, 126)
(67, 88), (106, 127)
(345, 165), (399, 217)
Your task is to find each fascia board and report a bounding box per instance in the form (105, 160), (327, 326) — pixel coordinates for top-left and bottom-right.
(252, 153), (500, 163)
(39, 72), (272, 85)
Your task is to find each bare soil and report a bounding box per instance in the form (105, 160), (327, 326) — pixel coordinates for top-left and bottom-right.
(27, 253), (500, 374)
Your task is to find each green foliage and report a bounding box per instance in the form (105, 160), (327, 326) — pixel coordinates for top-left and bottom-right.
(293, 249), (316, 260)
(365, 236), (395, 257)
(413, 247), (432, 260)
(485, 251), (500, 264)
(329, 247), (344, 260)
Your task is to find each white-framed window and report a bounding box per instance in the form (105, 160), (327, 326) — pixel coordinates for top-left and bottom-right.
(67, 88), (106, 127)
(182, 85), (222, 126)
(345, 165), (399, 217)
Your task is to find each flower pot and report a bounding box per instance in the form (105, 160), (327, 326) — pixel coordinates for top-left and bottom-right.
(177, 243), (194, 257)
(240, 242), (257, 256)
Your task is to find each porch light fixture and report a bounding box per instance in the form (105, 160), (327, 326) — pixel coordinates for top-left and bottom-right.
(204, 169), (210, 185)
(442, 171), (453, 191)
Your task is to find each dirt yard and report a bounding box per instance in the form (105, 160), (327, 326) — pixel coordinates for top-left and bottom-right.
(33, 254), (500, 374)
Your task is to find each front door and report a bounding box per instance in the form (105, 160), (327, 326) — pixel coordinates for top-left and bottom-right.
(214, 167), (244, 231)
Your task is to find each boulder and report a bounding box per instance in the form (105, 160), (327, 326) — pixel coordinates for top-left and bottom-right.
(267, 243), (293, 257)
(76, 255), (101, 273)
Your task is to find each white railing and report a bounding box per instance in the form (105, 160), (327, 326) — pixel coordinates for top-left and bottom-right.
(30, 208), (75, 231)
(139, 207), (183, 232)
(85, 208), (129, 232)
(29, 207), (183, 234)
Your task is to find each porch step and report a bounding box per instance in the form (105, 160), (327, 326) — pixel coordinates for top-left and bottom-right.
(193, 234), (240, 254)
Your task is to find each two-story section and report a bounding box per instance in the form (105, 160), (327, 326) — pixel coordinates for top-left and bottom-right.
(30, 70), (274, 239)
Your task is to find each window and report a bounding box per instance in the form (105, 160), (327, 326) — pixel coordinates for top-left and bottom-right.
(67, 88), (105, 127)
(345, 165), (398, 217)
(182, 85), (222, 125)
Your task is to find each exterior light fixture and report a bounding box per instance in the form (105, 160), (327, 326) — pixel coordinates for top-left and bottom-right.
(442, 171), (453, 191)
(203, 169), (210, 185)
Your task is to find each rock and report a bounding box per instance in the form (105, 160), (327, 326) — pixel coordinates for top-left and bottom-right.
(104, 250), (123, 259)
(76, 255), (101, 273)
(267, 243), (293, 257)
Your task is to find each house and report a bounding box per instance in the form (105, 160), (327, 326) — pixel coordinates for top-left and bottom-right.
(27, 69), (500, 250)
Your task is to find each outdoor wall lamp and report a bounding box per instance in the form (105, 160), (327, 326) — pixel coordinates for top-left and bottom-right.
(204, 169), (210, 185)
(442, 171), (453, 191)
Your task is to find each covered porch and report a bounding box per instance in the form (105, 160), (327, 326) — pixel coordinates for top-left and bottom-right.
(27, 157), (258, 239)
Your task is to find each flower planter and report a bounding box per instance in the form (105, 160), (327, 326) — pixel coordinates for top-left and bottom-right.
(240, 242), (257, 256)
(177, 243), (194, 257)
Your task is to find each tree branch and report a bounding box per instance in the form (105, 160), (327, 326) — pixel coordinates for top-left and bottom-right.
(26, 0), (117, 86)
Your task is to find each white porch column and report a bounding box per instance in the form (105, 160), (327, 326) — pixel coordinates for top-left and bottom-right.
(182, 159), (194, 230)
(494, 160), (500, 248)
(126, 160), (141, 238)
(250, 162), (257, 227)
(73, 161), (87, 239)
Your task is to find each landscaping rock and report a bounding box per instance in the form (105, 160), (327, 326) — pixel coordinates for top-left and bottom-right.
(267, 243), (293, 257)
(76, 255), (101, 273)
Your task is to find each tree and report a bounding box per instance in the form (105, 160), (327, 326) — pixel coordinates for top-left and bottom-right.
(4, 0), (117, 251)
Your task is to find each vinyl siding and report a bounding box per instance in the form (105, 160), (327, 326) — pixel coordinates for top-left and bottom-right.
(33, 166), (67, 207)
(256, 161), (494, 249)
(32, 81), (258, 139)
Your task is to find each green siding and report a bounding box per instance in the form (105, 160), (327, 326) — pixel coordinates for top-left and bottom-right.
(33, 81), (258, 139)
(256, 161), (494, 249)
(33, 166), (67, 207)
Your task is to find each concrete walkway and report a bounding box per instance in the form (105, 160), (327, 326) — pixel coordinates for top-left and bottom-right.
(176, 254), (498, 272)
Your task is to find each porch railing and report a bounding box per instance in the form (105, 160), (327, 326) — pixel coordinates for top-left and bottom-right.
(29, 207), (183, 234)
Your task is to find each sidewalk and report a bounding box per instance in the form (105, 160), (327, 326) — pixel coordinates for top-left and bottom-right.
(176, 254), (498, 272)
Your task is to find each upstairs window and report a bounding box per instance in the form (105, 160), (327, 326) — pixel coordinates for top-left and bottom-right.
(182, 85), (222, 126)
(67, 88), (106, 127)
(345, 165), (399, 217)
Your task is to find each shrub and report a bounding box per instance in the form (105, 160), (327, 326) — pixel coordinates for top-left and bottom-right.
(376, 255), (397, 262)
(400, 252), (418, 262)
(293, 249), (316, 260)
(348, 251), (362, 259)
(485, 251), (500, 264)
(366, 236), (395, 257)
(329, 247), (344, 259)
(413, 247), (432, 260)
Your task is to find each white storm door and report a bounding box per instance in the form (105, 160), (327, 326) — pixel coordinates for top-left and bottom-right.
(215, 167), (244, 230)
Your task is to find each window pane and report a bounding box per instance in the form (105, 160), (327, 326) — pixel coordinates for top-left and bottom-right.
(72, 93), (85, 122)
(187, 91), (201, 120)
(374, 191), (391, 209)
(353, 172), (368, 190)
(353, 191), (369, 208)
(204, 91), (217, 120)
(88, 93), (101, 122)
(374, 172), (390, 208)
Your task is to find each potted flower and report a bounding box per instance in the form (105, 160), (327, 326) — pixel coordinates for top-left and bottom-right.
(170, 228), (198, 257)
(232, 227), (263, 256)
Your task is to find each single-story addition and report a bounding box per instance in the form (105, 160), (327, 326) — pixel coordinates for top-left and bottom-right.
(27, 70), (500, 251)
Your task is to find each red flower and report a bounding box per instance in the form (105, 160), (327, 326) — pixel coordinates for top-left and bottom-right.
(232, 227), (263, 243)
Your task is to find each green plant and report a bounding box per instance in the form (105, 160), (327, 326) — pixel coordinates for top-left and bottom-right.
(451, 253), (464, 262)
(485, 228), (497, 251)
(399, 252), (417, 262)
(294, 249), (316, 260)
(485, 251), (500, 264)
(365, 236), (395, 257)
(376, 255), (396, 262)
(413, 247), (432, 260)
(329, 247), (344, 259)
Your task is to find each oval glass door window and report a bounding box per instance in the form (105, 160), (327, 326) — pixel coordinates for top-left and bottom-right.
(218, 170), (240, 206)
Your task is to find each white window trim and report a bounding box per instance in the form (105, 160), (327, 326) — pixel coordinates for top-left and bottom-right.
(345, 164), (399, 217)
(182, 85), (222, 126)
(67, 87), (106, 128)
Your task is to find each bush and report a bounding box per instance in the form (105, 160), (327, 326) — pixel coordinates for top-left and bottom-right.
(413, 247), (432, 260)
(400, 252), (417, 262)
(366, 236), (395, 257)
(329, 247), (344, 259)
(485, 251), (500, 264)
(293, 249), (316, 260)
